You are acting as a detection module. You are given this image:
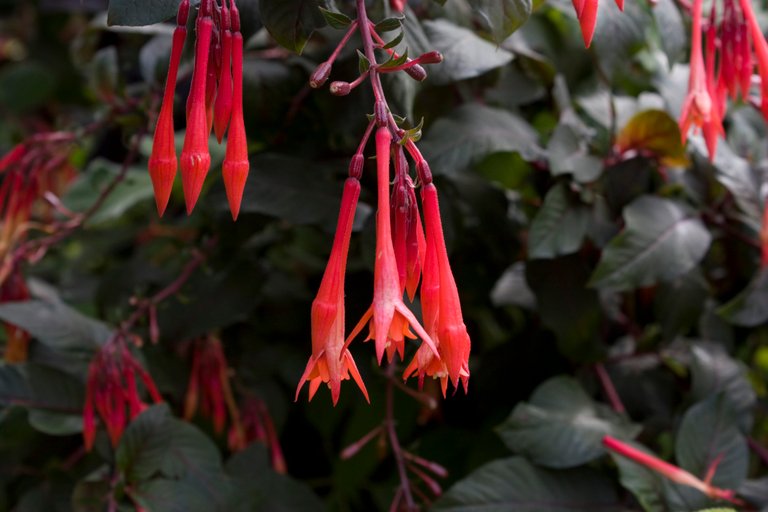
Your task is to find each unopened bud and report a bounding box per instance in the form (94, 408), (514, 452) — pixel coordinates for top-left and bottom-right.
(177, 0), (190, 25)
(310, 61), (332, 88)
(349, 153), (364, 179)
(405, 64), (427, 82)
(330, 81), (351, 96)
(418, 51), (443, 64)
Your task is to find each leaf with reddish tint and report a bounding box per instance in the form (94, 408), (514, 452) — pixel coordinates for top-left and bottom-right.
(615, 110), (688, 166)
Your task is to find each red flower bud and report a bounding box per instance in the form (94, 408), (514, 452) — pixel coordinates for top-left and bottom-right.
(148, 18), (187, 216)
(310, 61), (332, 88)
(213, 3), (233, 143)
(180, 9), (214, 214)
(222, 30), (249, 220)
(330, 81), (351, 96)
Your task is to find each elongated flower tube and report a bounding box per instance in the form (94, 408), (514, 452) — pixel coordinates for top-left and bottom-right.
(679, 0), (722, 159)
(222, 2), (249, 220)
(420, 182), (470, 392)
(740, 0), (768, 122)
(296, 178), (369, 405)
(214, 2), (233, 143)
(148, 0), (188, 216)
(603, 436), (742, 504)
(345, 127), (438, 364)
(180, 0), (213, 214)
(391, 148), (425, 302)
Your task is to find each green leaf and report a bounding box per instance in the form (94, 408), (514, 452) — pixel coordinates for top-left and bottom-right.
(528, 183), (590, 259)
(420, 104), (543, 175)
(63, 158), (155, 225)
(689, 343), (756, 422)
(589, 196), (711, 291)
(357, 49), (371, 74)
(225, 445), (325, 512)
(420, 19), (514, 84)
(616, 110), (688, 166)
(654, 270), (708, 341)
(382, 31), (404, 50)
(117, 405), (233, 511)
(547, 110), (603, 183)
(0, 363), (84, 415)
(108, 0), (190, 27)
(259, 0), (328, 54)
(718, 268), (768, 327)
(87, 47), (120, 100)
(374, 16), (404, 33)
(591, 0), (651, 79)
(0, 300), (111, 351)
(434, 457), (621, 511)
(318, 7), (352, 29)
(468, 0), (533, 44)
(527, 255), (603, 362)
(497, 376), (641, 469)
(676, 396), (749, 493)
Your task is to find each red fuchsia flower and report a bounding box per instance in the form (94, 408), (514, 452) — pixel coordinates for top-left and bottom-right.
(148, 0), (189, 217)
(296, 177), (369, 405)
(602, 436), (744, 505)
(739, 0), (768, 121)
(716, 0), (752, 105)
(345, 127), (438, 365)
(180, 0), (214, 214)
(231, 397), (287, 474)
(184, 336), (242, 436)
(214, 1), (234, 143)
(222, 1), (250, 221)
(0, 264), (30, 363)
(390, 146), (425, 302)
(83, 337), (163, 450)
(679, 0), (723, 159)
(415, 181), (470, 393)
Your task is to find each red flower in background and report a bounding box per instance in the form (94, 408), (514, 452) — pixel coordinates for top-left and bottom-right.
(184, 335), (243, 440)
(232, 397), (287, 473)
(83, 337), (163, 450)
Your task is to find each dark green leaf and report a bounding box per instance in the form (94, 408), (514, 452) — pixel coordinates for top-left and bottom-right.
(589, 196), (711, 291)
(689, 343), (756, 422)
(497, 376), (641, 468)
(654, 270), (708, 341)
(718, 268), (768, 327)
(676, 396), (749, 494)
(0, 300), (111, 351)
(528, 183), (590, 259)
(318, 7), (352, 29)
(469, 0), (533, 44)
(420, 104), (542, 175)
(421, 19), (514, 84)
(374, 16), (404, 33)
(434, 457), (622, 511)
(259, 0), (328, 54)
(108, 0), (190, 26)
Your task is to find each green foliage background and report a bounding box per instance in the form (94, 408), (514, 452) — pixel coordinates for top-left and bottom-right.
(0, 0), (767, 510)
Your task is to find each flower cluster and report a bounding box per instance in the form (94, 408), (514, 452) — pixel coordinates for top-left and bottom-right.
(0, 134), (76, 362)
(149, 0), (249, 219)
(234, 397), (287, 473)
(295, 7), (471, 406)
(184, 335), (242, 438)
(679, 0), (768, 159)
(83, 336), (163, 450)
